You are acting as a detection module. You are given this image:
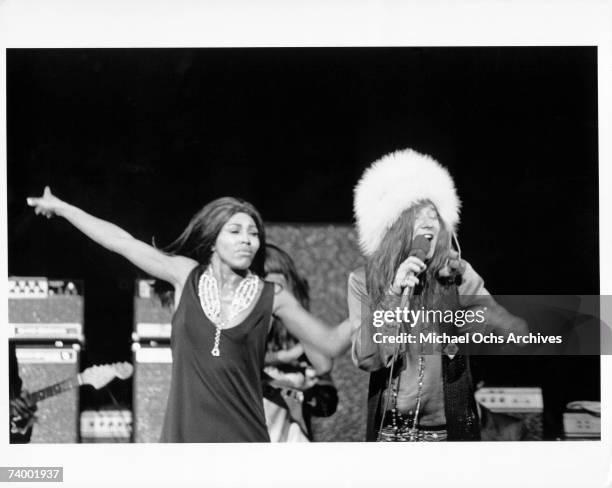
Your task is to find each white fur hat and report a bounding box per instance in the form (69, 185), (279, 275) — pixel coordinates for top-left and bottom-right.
(354, 148), (461, 256)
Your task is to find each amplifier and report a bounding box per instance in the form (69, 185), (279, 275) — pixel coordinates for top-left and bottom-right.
(8, 277), (84, 341)
(14, 343), (81, 443)
(475, 387), (544, 441)
(563, 401), (600, 439)
(133, 280), (172, 341)
(80, 410), (132, 443)
(132, 343), (172, 443)
(563, 412), (600, 439)
(475, 387), (544, 412)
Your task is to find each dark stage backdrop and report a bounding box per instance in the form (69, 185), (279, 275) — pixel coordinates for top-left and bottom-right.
(6, 48), (599, 438)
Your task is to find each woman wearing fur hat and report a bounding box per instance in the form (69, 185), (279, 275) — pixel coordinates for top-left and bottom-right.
(349, 148), (528, 441)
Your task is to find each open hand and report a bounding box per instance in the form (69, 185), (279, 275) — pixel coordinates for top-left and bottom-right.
(26, 186), (65, 219)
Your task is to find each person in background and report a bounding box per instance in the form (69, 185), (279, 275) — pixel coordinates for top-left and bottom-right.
(262, 243), (337, 442)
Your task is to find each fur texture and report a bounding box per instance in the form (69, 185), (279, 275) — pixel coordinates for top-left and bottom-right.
(354, 148), (461, 256)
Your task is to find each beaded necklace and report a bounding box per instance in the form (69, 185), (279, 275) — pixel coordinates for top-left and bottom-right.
(378, 296), (427, 442)
(198, 266), (260, 357)
(385, 354), (426, 441)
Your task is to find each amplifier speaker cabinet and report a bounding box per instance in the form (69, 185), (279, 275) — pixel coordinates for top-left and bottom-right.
(475, 387), (544, 440)
(563, 401), (600, 439)
(80, 410), (132, 443)
(563, 412), (600, 439)
(133, 280), (172, 341)
(132, 344), (172, 443)
(9, 277), (84, 342)
(14, 343), (81, 443)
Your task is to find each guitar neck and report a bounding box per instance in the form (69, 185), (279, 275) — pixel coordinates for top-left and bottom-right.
(30, 376), (80, 402)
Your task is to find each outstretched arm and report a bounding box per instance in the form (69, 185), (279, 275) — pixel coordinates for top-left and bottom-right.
(27, 187), (197, 288)
(272, 288), (353, 358)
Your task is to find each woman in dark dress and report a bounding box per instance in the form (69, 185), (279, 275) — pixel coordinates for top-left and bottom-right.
(27, 187), (338, 442)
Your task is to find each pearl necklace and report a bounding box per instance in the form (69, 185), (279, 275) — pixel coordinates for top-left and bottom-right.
(198, 266), (260, 357)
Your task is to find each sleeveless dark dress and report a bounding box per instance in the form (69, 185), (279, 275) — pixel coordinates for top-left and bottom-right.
(160, 265), (273, 443)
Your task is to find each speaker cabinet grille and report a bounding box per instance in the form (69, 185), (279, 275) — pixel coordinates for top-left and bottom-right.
(14, 344), (80, 443)
(132, 345), (172, 443)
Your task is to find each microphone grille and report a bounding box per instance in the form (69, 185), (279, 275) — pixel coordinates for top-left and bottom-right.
(410, 235), (431, 261)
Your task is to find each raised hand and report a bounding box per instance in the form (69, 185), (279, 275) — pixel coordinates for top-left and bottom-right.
(390, 255), (426, 295)
(438, 249), (467, 279)
(26, 186), (65, 219)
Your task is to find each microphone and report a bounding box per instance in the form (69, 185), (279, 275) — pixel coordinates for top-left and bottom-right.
(402, 234), (431, 298)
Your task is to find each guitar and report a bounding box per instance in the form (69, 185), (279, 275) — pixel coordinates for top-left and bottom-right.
(9, 362), (133, 441)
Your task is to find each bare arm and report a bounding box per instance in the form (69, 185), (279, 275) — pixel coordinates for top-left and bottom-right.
(272, 287), (352, 358)
(301, 343), (333, 375)
(27, 187), (197, 288)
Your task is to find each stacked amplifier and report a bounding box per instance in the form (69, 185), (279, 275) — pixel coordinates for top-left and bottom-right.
(131, 280), (173, 442)
(475, 386), (544, 440)
(8, 277), (84, 443)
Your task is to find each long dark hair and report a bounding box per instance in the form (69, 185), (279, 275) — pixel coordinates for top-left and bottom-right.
(365, 200), (455, 311)
(154, 197), (266, 306)
(264, 243), (310, 352)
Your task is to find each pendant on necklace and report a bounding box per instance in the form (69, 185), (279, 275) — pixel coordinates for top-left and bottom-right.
(211, 326), (222, 356)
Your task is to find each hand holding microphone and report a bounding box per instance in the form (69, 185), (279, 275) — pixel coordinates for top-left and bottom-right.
(390, 235), (431, 297)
